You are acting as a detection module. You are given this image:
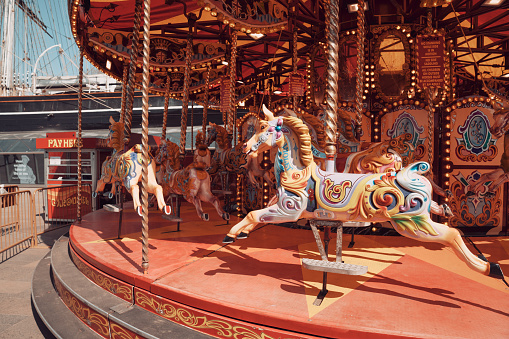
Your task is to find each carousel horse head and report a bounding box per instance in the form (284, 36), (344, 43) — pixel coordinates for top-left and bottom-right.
(244, 105), (313, 167)
(107, 116), (125, 152)
(195, 130), (207, 147)
(162, 139), (181, 171)
(207, 122), (230, 149)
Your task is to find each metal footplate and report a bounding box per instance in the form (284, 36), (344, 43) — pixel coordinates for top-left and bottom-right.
(103, 204), (122, 212)
(302, 258), (368, 275)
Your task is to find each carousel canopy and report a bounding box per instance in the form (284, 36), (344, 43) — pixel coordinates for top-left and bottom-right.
(69, 0), (509, 110)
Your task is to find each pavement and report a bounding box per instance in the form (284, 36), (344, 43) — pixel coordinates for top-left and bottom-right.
(0, 226), (70, 339)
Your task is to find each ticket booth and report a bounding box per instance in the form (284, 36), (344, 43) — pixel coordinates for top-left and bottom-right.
(36, 132), (111, 213)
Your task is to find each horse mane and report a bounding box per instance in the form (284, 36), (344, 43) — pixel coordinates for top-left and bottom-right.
(282, 116), (313, 167)
(165, 140), (181, 170)
(109, 119), (125, 152)
(214, 124), (230, 149)
(299, 112), (327, 150)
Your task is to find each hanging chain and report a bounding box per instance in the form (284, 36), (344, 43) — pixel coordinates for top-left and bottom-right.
(179, 35), (193, 157)
(228, 30), (237, 137)
(324, 0), (340, 164)
(140, 0), (151, 274)
(162, 73), (171, 140)
(202, 67), (211, 135)
(124, 0), (144, 143)
(77, 47), (84, 222)
(354, 0), (366, 139)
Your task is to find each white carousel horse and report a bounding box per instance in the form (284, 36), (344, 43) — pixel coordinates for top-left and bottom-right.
(155, 139), (229, 221)
(281, 108), (452, 217)
(221, 106), (504, 281)
(93, 116), (170, 216)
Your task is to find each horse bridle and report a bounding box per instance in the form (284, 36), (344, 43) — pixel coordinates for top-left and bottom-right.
(251, 118), (284, 151)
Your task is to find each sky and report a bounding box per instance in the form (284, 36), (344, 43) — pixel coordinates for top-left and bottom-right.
(3, 0), (96, 85)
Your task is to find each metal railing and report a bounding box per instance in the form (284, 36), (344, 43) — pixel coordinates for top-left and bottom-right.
(0, 184), (92, 255)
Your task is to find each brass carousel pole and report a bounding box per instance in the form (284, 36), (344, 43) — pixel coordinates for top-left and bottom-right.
(120, 62), (129, 124)
(426, 10), (434, 173)
(202, 67), (211, 136)
(228, 30), (237, 139)
(139, 0), (151, 274)
(354, 0), (366, 139)
(162, 73), (171, 140)
(179, 27), (193, 160)
(124, 0), (144, 144)
(324, 0), (340, 171)
(292, 29), (298, 110)
(77, 47), (84, 222)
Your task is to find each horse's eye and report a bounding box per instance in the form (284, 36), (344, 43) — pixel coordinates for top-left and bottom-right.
(260, 125), (266, 130)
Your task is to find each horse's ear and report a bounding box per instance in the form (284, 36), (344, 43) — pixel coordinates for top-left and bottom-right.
(262, 104), (275, 121)
(109, 116), (115, 125)
(282, 108), (296, 117)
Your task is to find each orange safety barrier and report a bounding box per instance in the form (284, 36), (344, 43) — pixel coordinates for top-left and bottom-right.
(1, 185), (92, 255)
(0, 190), (34, 254)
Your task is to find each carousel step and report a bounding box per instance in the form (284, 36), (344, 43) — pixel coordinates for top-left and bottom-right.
(103, 204), (122, 212)
(162, 214), (183, 222)
(40, 235), (212, 338)
(302, 258), (368, 275)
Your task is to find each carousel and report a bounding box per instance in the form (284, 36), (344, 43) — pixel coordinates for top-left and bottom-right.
(32, 0), (509, 338)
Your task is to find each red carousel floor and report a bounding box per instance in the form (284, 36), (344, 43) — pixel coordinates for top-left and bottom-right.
(69, 202), (509, 339)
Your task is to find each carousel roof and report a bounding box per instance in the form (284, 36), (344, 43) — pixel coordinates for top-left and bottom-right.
(69, 0), (509, 109)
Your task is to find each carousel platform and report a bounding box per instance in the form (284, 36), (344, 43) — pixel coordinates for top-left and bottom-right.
(33, 201), (509, 339)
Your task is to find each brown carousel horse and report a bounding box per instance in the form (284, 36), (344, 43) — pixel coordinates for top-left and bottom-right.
(467, 96), (509, 197)
(206, 122), (273, 188)
(93, 116), (170, 216)
(222, 106), (505, 281)
(194, 130), (211, 167)
(155, 139), (229, 221)
(282, 108), (452, 217)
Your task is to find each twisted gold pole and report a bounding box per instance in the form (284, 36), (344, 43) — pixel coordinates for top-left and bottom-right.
(324, 0), (340, 171)
(120, 62), (129, 124)
(228, 30), (237, 136)
(202, 67), (211, 135)
(140, 0), (151, 274)
(427, 89), (434, 173)
(124, 0), (144, 143)
(162, 73), (170, 140)
(179, 35), (193, 158)
(77, 47), (83, 222)
(292, 30), (298, 110)
(354, 0), (366, 139)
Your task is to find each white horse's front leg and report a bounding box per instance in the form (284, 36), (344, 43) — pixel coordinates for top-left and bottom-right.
(223, 187), (307, 243)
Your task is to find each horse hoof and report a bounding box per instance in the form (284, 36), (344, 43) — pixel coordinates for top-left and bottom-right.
(92, 191), (98, 198)
(164, 205), (172, 215)
(488, 262), (504, 280)
(108, 192), (114, 199)
(137, 207), (142, 217)
(222, 235), (235, 244)
(442, 204), (453, 217)
(202, 213), (209, 221)
(223, 213), (230, 221)
(478, 254), (488, 262)
(237, 232), (249, 239)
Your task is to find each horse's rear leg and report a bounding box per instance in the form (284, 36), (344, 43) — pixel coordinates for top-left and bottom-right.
(189, 196), (208, 221)
(199, 191), (229, 221)
(390, 217), (504, 279)
(130, 185), (142, 216)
